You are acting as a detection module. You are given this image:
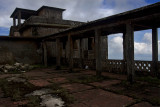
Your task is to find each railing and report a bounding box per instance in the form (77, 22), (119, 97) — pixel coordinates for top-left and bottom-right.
(102, 60), (125, 73)
(134, 60), (152, 72)
(83, 59), (96, 69)
(72, 58), (159, 74)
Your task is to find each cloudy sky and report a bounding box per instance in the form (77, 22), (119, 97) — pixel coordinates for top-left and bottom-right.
(0, 0), (160, 60)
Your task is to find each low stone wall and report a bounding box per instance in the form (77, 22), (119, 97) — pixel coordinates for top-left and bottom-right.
(0, 37), (42, 65)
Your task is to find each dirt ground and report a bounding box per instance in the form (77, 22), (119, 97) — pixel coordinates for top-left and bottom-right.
(0, 67), (159, 107)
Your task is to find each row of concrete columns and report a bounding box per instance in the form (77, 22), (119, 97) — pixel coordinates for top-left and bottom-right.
(13, 10), (21, 26)
(43, 22), (158, 82)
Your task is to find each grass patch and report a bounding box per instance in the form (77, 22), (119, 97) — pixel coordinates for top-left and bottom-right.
(68, 75), (111, 84)
(23, 96), (41, 107)
(148, 98), (160, 106)
(31, 65), (47, 69)
(0, 80), (38, 101)
(112, 80), (160, 106)
(0, 78), (41, 106)
(137, 76), (160, 86)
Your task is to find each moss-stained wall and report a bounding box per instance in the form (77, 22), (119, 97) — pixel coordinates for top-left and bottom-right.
(0, 38), (42, 65)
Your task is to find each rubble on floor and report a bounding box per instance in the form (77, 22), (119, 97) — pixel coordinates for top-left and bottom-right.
(26, 89), (65, 107)
(0, 62), (33, 73)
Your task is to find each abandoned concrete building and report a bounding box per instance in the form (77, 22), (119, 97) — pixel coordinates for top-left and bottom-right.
(0, 3), (160, 82)
(9, 6), (83, 37)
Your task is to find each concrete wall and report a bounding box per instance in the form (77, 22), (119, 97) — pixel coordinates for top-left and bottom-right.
(46, 41), (56, 64)
(21, 28), (32, 37)
(0, 38), (42, 65)
(38, 8), (63, 20)
(36, 27), (64, 37)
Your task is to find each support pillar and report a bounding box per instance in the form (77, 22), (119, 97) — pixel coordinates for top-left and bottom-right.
(18, 11), (21, 26)
(125, 22), (134, 83)
(68, 34), (73, 71)
(13, 18), (16, 26)
(123, 32), (127, 73)
(152, 28), (158, 77)
(101, 36), (108, 60)
(95, 29), (102, 76)
(56, 38), (61, 69)
(79, 39), (84, 68)
(42, 42), (47, 67)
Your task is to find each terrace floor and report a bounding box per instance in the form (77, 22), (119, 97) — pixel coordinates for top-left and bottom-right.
(0, 67), (159, 107)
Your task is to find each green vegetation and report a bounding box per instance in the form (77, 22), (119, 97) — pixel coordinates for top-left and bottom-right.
(31, 64), (47, 69)
(0, 77), (75, 106)
(137, 76), (160, 86)
(111, 80), (160, 106)
(68, 75), (111, 84)
(0, 79), (38, 101)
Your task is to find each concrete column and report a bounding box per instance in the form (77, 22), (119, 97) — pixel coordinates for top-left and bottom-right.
(125, 22), (134, 83)
(18, 11), (21, 26)
(123, 32), (126, 61)
(152, 28), (158, 75)
(79, 39), (84, 68)
(56, 38), (61, 69)
(42, 42), (47, 67)
(68, 34), (73, 71)
(101, 36), (108, 60)
(95, 29), (102, 76)
(123, 32), (127, 73)
(13, 18), (16, 26)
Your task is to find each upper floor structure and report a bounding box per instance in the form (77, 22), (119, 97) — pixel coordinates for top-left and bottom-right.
(10, 6), (84, 37)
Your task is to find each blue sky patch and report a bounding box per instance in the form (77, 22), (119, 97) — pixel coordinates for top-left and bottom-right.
(0, 27), (9, 36)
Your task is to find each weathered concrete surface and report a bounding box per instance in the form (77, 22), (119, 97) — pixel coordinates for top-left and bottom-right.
(29, 79), (51, 87)
(72, 89), (134, 107)
(60, 83), (93, 93)
(0, 38), (42, 65)
(90, 80), (120, 88)
(0, 68), (158, 107)
(131, 102), (157, 107)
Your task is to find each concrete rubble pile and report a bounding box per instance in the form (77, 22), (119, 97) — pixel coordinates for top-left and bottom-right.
(0, 62), (33, 73)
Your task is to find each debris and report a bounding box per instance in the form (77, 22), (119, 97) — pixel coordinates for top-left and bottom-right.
(26, 89), (52, 96)
(40, 94), (64, 107)
(0, 62), (33, 73)
(26, 89), (64, 107)
(7, 76), (26, 83)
